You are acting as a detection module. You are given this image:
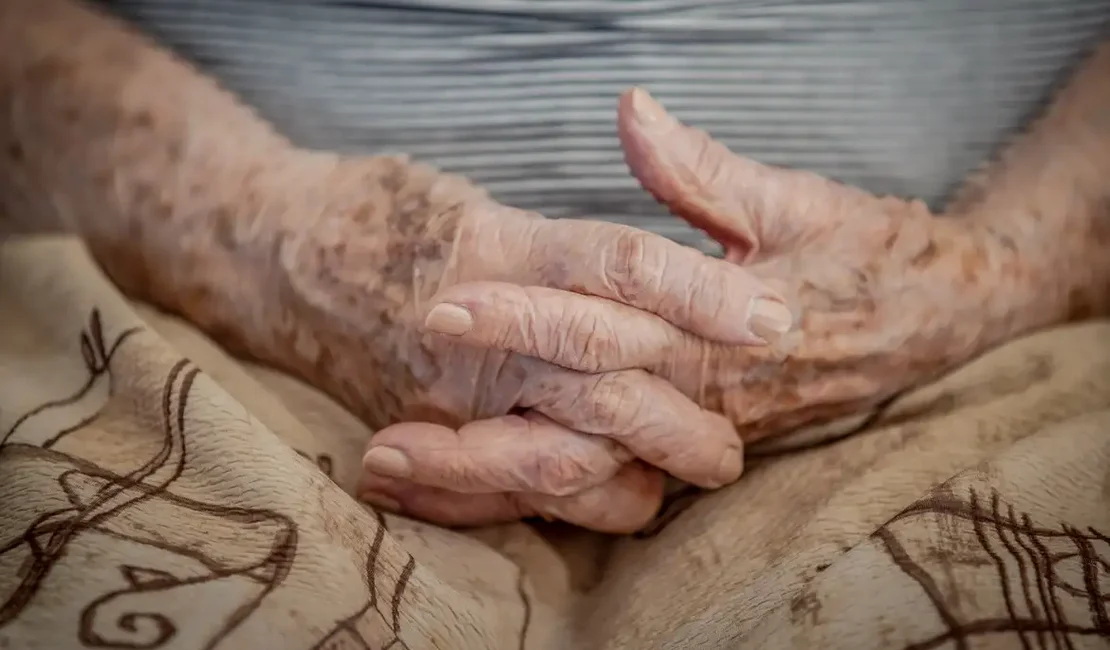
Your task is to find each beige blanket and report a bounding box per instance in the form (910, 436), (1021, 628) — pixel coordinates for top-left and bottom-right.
(2, 235), (1108, 649)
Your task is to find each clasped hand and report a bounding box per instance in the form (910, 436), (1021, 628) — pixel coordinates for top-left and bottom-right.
(268, 89), (969, 533)
(347, 91), (793, 532)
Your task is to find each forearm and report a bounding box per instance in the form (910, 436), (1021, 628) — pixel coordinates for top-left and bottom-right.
(0, 0), (310, 323)
(0, 0), (494, 430)
(948, 37), (1110, 334)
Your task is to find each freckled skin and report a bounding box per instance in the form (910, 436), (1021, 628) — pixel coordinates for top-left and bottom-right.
(0, 0), (756, 533)
(3, 0), (1110, 531)
(0, 0), (511, 431)
(616, 44), (1110, 444)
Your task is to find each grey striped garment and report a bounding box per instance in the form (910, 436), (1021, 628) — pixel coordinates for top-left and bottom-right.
(100, 0), (1110, 254)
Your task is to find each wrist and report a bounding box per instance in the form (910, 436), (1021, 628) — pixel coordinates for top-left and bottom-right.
(960, 204), (1110, 336)
(172, 152), (485, 428)
(942, 39), (1110, 332)
(911, 215), (1068, 365)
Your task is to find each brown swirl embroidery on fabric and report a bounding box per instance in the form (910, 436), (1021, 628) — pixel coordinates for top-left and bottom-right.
(871, 486), (1110, 650)
(0, 309), (140, 448)
(0, 311), (300, 648)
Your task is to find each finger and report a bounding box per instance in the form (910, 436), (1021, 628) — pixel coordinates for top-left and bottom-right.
(423, 281), (714, 372)
(528, 462), (664, 533)
(617, 87), (865, 262)
(358, 463), (665, 534)
(520, 366), (744, 489)
(470, 210), (793, 346)
(358, 474), (535, 527)
(363, 412), (631, 496)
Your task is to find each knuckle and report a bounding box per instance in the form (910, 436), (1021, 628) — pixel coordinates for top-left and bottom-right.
(484, 287), (571, 364)
(587, 372), (643, 433)
(495, 290), (542, 349)
(569, 312), (616, 373)
(604, 229), (659, 303)
(686, 261), (729, 321)
(526, 291), (573, 363)
(488, 321), (518, 353)
(532, 451), (604, 497)
(518, 420), (622, 497)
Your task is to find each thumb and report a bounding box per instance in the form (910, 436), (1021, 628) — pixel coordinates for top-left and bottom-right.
(617, 87), (864, 263)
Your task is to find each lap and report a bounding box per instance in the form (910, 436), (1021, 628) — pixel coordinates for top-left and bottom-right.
(3, 236), (1108, 649)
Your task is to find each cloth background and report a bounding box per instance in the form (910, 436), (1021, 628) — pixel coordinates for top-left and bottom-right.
(2, 235), (1108, 649)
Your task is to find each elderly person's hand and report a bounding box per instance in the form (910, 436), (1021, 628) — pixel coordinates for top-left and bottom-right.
(2, 0), (785, 534)
(172, 143), (788, 533)
(358, 89), (1025, 530)
(9, 0), (1103, 537)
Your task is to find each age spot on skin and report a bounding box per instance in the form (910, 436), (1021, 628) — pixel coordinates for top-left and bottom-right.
(910, 241), (939, 267)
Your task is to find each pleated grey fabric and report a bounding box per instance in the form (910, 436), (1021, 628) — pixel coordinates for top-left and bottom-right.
(98, 0), (1110, 253)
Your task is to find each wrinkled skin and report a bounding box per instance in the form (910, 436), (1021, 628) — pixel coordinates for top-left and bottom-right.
(3, 0), (1106, 536)
(356, 89), (1024, 532)
(1, 0), (789, 534)
(254, 147), (794, 532)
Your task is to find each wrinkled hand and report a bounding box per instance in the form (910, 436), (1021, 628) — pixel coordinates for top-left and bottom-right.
(245, 143), (791, 533)
(359, 89), (1002, 530)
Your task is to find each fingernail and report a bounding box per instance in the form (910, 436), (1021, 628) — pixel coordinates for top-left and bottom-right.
(630, 87), (672, 128)
(362, 491), (402, 514)
(362, 446), (413, 479)
(748, 298), (793, 343)
(424, 303), (474, 336)
(715, 448), (744, 486)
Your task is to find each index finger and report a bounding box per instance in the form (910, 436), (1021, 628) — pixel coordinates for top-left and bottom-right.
(527, 217), (793, 345)
(358, 463), (664, 534)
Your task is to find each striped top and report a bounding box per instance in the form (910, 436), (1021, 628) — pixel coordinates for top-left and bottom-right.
(99, 0), (1110, 253)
